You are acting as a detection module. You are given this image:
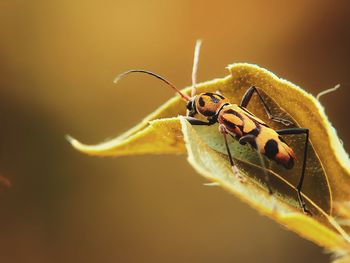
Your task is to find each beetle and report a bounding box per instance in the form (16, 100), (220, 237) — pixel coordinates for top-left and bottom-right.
(114, 40), (311, 215)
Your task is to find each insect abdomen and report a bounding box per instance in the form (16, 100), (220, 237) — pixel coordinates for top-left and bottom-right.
(258, 127), (296, 169)
(218, 105), (296, 169)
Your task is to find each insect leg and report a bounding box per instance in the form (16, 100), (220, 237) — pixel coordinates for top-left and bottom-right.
(239, 134), (273, 194)
(219, 124), (246, 182)
(238, 134), (256, 145)
(257, 152), (274, 195)
(276, 128), (311, 214)
(240, 86), (293, 126)
(185, 116), (216, 126)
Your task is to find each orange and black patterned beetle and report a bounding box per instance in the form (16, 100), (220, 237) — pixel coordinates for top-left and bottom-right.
(115, 41), (311, 215)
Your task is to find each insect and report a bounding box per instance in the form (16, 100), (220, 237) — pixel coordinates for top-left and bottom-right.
(115, 40), (311, 215)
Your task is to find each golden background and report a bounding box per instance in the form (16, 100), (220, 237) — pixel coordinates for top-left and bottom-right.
(0, 0), (349, 262)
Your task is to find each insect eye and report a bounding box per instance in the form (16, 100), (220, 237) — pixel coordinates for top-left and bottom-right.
(186, 100), (193, 111)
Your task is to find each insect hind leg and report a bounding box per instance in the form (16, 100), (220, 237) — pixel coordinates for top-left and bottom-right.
(239, 134), (274, 195)
(240, 86), (293, 126)
(276, 128), (311, 215)
(257, 152), (274, 195)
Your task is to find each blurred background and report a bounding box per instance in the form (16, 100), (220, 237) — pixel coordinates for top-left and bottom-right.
(0, 0), (349, 262)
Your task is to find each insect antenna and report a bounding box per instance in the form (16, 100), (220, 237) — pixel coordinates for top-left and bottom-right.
(191, 39), (202, 97)
(114, 69), (190, 101)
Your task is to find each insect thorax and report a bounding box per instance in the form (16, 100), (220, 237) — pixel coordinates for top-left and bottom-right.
(195, 92), (230, 118)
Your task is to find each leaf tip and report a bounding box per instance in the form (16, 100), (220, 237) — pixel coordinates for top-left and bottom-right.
(66, 135), (85, 152)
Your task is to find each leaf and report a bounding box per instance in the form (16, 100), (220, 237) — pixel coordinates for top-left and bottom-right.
(68, 63), (350, 254)
(67, 118), (184, 157)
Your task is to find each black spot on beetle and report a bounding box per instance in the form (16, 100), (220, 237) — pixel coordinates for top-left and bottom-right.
(202, 110), (216, 116)
(223, 119), (236, 129)
(199, 97), (205, 107)
(264, 139), (279, 159)
(224, 109), (243, 119)
(215, 93), (225, 99)
(249, 128), (260, 137)
(224, 109), (235, 114)
(204, 93), (220, 103)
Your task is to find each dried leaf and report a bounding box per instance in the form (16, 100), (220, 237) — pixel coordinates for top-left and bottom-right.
(68, 63), (350, 253)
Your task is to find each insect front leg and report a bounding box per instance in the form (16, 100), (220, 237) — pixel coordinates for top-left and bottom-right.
(240, 86), (293, 126)
(219, 124), (246, 183)
(185, 116), (217, 126)
(276, 128), (311, 215)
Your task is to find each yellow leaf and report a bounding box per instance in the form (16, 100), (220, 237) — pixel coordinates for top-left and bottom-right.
(67, 117), (184, 157)
(68, 63), (350, 252)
